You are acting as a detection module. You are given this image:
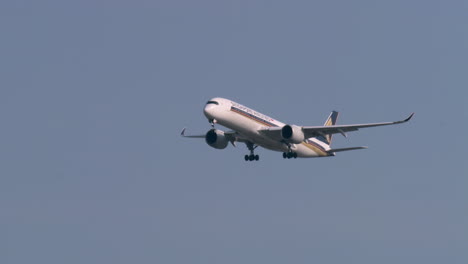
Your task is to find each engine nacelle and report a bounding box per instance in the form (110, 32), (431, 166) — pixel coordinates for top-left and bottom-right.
(205, 129), (229, 149)
(281, 124), (305, 144)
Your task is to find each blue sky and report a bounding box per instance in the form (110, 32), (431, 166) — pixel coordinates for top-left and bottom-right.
(1, 1), (467, 263)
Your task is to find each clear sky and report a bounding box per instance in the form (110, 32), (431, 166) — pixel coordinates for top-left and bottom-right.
(1, 1), (467, 263)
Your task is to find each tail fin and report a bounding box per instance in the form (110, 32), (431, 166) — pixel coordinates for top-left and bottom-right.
(316, 111), (339, 145)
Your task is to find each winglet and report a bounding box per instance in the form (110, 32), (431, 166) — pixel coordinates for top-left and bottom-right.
(180, 128), (186, 136)
(403, 113), (414, 122)
(394, 113), (414, 124)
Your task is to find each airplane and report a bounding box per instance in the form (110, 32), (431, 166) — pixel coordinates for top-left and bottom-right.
(181, 97), (413, 161)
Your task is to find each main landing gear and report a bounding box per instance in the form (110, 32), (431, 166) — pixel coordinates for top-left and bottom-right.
(282, 142), (297, 159)
(244, 142), (259, 161)
(245, 154), (259, 161)
(282, 152), (298, 159)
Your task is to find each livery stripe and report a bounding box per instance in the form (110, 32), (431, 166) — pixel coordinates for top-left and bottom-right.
(302, 140), (328, 156)
(230, 107), (277, 127)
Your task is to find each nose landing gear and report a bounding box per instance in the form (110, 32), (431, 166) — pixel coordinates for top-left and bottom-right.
(208, 119), (217, 128)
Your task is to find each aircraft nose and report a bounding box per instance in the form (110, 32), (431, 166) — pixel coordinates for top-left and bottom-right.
(203, 104), (216, 119)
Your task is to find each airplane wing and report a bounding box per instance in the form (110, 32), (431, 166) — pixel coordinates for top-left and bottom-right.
(224, 131), (250, 144)
(301, 113), (414, 138)
(180, 128), (204, 138)
(259, 113), (414, 139)
(180, 128), (250, 146)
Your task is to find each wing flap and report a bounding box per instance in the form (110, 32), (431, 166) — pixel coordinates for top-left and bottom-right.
(224, 131), (250, 143)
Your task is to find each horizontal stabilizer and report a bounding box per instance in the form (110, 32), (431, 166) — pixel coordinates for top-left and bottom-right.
(327, 146), (368, 153)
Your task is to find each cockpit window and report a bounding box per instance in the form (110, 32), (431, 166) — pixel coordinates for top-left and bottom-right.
(206, 101), (219, 105)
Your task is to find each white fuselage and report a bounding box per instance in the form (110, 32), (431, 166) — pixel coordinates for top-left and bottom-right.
(203, 97), (331, 158)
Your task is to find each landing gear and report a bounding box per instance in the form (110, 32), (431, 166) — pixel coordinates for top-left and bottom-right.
(208, 119), (217, 128)
(244, 154), (259, 161)
(282, 152), (297, 159)
(282, 142), (297, 159)
(244, 142), (259, 162)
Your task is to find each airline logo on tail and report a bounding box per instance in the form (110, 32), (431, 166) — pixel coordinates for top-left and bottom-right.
(317, 111), (339, 145)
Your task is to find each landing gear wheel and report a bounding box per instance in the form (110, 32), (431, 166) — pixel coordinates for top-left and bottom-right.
(283, 152), (297, 159)
(244, 142), (259, 161)
(283, 143), (297, 160)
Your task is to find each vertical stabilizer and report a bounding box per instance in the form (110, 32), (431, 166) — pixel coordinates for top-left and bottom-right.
(316, 111), (339, 146)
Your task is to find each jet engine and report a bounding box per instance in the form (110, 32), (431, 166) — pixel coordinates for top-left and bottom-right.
(205, 129), (229, 149)
(281, 124), (305, 144)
